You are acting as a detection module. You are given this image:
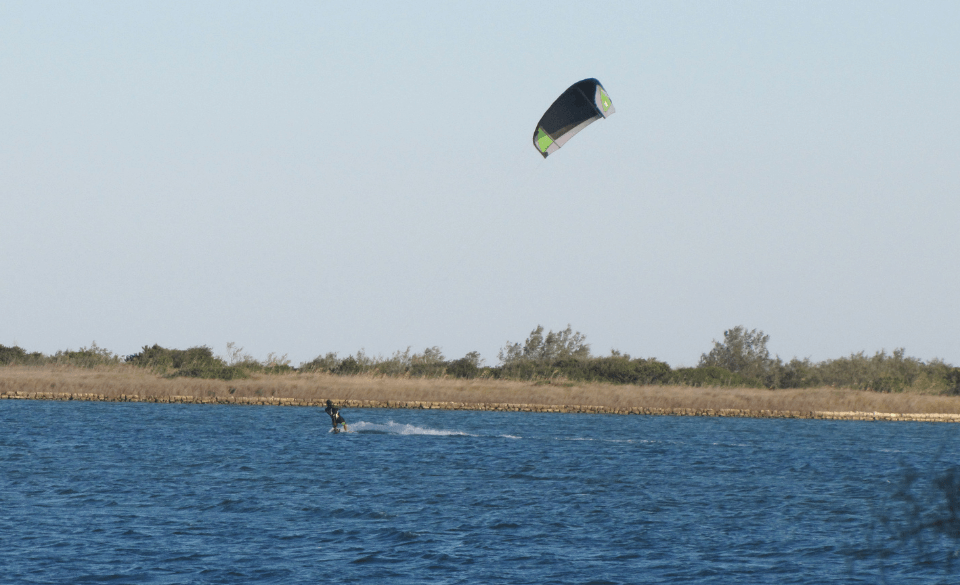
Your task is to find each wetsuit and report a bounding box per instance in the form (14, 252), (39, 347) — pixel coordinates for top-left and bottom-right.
(324, 404), (347, 432)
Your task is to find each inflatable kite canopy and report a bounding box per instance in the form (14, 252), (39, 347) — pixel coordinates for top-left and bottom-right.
(533, 78), (615, 159)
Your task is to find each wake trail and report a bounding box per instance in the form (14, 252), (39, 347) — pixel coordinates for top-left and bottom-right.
(347, 420), (520, 439)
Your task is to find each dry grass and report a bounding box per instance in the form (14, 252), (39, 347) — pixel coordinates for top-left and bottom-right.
(3, 364), (960, 415)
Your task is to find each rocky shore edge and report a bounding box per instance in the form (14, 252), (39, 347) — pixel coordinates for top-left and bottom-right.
(4, 390), (960, 422)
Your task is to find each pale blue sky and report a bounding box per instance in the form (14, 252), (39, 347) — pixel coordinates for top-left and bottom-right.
(2, 1), (958, 367)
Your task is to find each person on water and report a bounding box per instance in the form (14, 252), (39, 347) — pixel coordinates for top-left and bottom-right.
(325, 399), (347, 432)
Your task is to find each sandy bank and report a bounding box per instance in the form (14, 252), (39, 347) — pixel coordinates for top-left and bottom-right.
(3, 365), (960, 422)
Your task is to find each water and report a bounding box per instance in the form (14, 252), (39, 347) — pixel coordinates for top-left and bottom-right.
(2, 400), (958, 584)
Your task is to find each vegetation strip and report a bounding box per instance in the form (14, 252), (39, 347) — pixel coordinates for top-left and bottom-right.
(4, 391), (959, 422)
(5, 324), (960, 394)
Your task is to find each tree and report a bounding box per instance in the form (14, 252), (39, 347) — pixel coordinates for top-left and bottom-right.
(499, 325), (590, 365)
(699, 326), (773, 383)
(447, 352), (483, 379)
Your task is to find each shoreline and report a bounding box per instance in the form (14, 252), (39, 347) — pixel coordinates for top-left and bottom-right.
(4, 389), (960, 423)
(4, 365), (960, 423)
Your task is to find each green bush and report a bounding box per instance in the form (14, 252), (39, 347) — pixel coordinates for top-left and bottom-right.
(946, 368), (960, 395)
(767, 358), (819, 389)
(0, 345), (28, 365)
(669, 366), (764, 388)
(307, 347), (456, 378)
(260, 364), (295, 375)
(699, 326), (774, 384)
(53, 342), (121, 368)
(299, 352), (341, 373)
(179, 365), (248, 380)
(1, 343), (120, 368)
(496, 359), (553, 380)
(697, 328), (957, 393)
(499, 325), (591, 365)
(584, 357), (673, 385)
(126, 344), (216, 371)
(397, 346), (446, 378)
(125, 344), (248, 380)
(0, 344), (45, 366)
(492, 355), (672, 385)
(810, 349), (932, 393)
(447, 357), (480, 379)
(333, 356), (363, 375)
(408, 363), (446, 377)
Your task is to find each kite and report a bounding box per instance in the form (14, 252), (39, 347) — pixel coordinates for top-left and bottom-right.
(532, 78), (615, 158)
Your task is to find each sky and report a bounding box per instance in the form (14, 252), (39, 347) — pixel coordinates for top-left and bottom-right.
(2, 1), (959, 367)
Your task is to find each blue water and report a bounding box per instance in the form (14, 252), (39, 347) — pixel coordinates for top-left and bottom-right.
(1, 401), (958, 584)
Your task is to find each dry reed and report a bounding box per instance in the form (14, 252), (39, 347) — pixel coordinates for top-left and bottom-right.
(3, 365), (960, 415)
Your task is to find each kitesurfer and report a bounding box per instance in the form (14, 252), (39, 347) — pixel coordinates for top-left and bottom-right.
(325, 399), (347, 433)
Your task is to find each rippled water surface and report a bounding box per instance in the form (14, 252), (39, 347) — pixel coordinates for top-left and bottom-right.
(2, 400), (959, 584)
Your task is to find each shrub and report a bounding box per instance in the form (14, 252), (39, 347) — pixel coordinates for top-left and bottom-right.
(0, 345), (28, 365)
(406, 346), (446, 378)
(53, 342), (121, 368)
(584, 357), (673, 385)
(447, 356), (480, 379)
(125, 344), (247, 380)
(1, 343), (118, 368)
(768, 358), (819, 389)
(176, 364), (249, 380)
(697, 330), (956, 393)
(495, 359), (542, 380)
(946, 368), (960, 395)
(0, 345), (44, 366)
(300, 352), (341, 373)
(669, 366), (764, 388)
(813, 349), (930, 393)
(261, 364), (295, 375)
(587, 356), (636, 383)
(499, 325), (591, 365)
(699, 326), (774, 383)
(408, 363), (446, 377)
(334, 356), (363, 375)
(492, 354), (672, 385)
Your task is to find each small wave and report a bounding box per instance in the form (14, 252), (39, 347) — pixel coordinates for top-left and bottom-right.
(348, 421), (472, 436)
(558, 437), (637, 443)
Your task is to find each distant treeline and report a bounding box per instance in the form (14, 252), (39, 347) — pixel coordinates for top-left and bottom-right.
(3, 325), (959, 394)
